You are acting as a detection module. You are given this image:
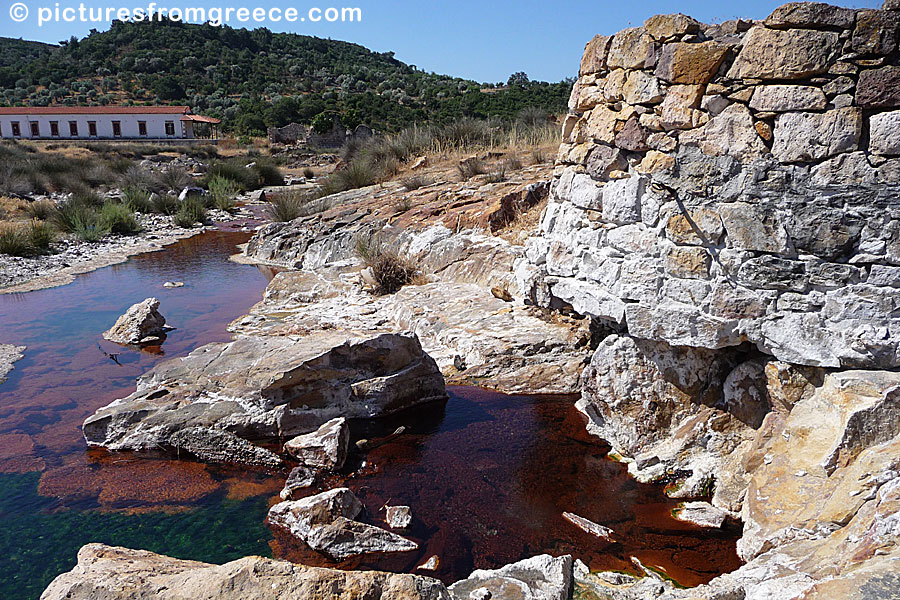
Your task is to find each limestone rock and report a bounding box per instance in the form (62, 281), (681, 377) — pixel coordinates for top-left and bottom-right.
(601, 175), (644, 225)
(857, 66), (900, 108)
(772, 107), (862, 163)
(614, 116), (650, 152)
(449, 555), (573, 600)
(622, 71), (664, 105)
(83, 332), (447, 457)
(579, 35), (612, 76)
(385, 505), (413, 529)
(664, 246), (711, 279)
(718, 202), (790, 254)
(680, 104), (768, 162)
(169, 426), (282, 469)
(665, 208), (723, 245)
(606, 28), (657, 70)
(672, 501), (730, 528)
(586, 145), (628, 180)
(284, 417), (349, 472)
(749, 85), (827, 112)
(727, 27), (839, 80)
(852, 9), (900, 55)
(102, 297), (167, 345)
(268, 488), (418, 560)
(40, 544), (449, 600)
(654, 41), (728, 85)
(644, 13), (701, 40)
(723, 360), (772, 429)
(659, 84), (704, 130)
(765, 2), (857, 29)
(869, 110), (900, 156)
(280, 466), (318, 500)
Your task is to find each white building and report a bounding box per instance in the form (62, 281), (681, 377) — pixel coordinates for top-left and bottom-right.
(0, 106), (221, 141)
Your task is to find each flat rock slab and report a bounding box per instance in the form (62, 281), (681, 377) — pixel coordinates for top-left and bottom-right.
(82, 331), (447, 463)
(40, 543), (449, 600)
(232, 272), (590, 395)
(449, 554), (573, 600)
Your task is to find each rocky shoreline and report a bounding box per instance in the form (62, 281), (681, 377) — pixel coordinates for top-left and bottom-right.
(0, 206), (257, 295)
(39, 2), (900, 598)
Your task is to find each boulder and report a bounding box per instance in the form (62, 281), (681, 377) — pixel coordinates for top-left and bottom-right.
(672, 501), (730, 528)
(449, 555), (573, 600)
(857, 66), (900, 108)
(102, 297), (168, 345)
(679, 104), (768, 162)
(727, 27), (839, 80)
(284, 417), (350, 472)
(280, 466), (318, 500)
(82, 332), (447, 463)
(749, 85), (827, 112)
(764, 2), (857, 29)
(579, 35), (612, 76)
(654, 41), (729, 85)
(268, 488), (418, 560)
(772, 107), (862, 163)
(40, 544), (449, 600)
(869, 110), (900, 156)
(643, 13), (701, 40)
(718, 202), (790, 254)
(606, 28), (657, 69)
(852, 9), (900, 55)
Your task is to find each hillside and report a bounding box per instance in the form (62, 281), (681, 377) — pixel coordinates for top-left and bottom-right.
(0, 20), (572, 134)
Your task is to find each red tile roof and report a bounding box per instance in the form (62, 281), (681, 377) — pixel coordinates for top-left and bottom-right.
(181, 114), (221, 124)
(0, 106), (191, 115)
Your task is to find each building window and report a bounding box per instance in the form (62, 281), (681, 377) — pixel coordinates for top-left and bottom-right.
(50, 121), (59, 137)
(138, 121), (148, 136)
(11, 122), (20, 137)
(165, 121), (175, 136)
(112, 121), (122, 137)
(30, 122), (39, 137)
(69, 121), (78, 137)
(88, 121), (97, 137)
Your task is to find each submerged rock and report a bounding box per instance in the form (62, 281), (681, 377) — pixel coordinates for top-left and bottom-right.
(449, 554), (573, 600)
(268, 488), (418, 560)
(40, 543), (449, 600)
(279, 466), (318, 500)
(284, 417), (349, 471)
(102, 297), (168, 345)
(385, 505), (413, 529)
(82, 332), (446, 465)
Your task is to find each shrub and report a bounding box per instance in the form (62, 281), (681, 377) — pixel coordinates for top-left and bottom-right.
(486, 166), (507, 184)
(72, 211), (109, 242)
(302, 167), (315, 179)
(394, 198), (413, 214)
(156, 166), (191, 193)
(252, 162), (284, 186)
(151, 193), (179, 216)
(50, 197), (98, 233)
(401, 175), (431, 191)
(205, 160), (260, 190)
(174, 196), (207, 228)
(25, 199), (55, 220)
(356, 236), (420, 295)
(100, 202), (142, 235)
(120, 165), (155, 190)
(122, 186), (154, 213)
(457, 158), (487, 180)
(207, 176), (240, 211)
(0, 225), (31, 256)
(340, 160), (378, 189)
(504, 155), (523, 171)
(28, 220), (55, 252)
(266, 192), (304, 222)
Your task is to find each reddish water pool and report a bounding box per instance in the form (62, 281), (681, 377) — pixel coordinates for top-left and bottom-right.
(0, 226), (741, 599)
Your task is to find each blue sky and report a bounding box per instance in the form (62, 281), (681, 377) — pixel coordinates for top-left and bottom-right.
(0, 0), (884, 82)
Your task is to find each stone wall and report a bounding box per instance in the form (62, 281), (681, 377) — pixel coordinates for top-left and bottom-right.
(517, 0), (900, 370)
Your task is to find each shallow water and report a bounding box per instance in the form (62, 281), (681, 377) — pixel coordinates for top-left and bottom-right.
(0, 227), (741, 599)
